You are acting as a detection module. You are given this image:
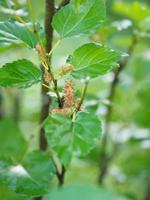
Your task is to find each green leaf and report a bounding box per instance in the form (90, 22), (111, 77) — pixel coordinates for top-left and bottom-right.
(52, 0), (105, 38)
(45, 184), (118, 200)
(117, 146), (150, 176)
(0, 119), (26, 162)
(132, 81), (150, 128)
(139, 17), (150, 33)
(0, 182), (25, 200)
(45, 112), (102, 166)
(133, 105), (150, 129)
(0, 0), (7, 7)
(137, 82), (150, 107)
(0, 151), (55, 197)
(68, 43), (122, 79)
(22, 151), (55, 192)
(0, 20), (37, 48)
(112, 1), (150, 23)
(132, 57), (150, 81)
(0, 59), (42, 88)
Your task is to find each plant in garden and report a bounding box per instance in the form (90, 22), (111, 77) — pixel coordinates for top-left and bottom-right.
(0, 0), (124, 199)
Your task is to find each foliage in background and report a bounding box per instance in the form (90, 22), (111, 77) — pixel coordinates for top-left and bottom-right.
(0, 0), (150, 200)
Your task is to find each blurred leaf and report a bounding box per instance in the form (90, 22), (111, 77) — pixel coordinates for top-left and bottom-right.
(69, 43), (123, 79)
(0, 151), (55, 197)
(139, 17), (150, 33)
(0, 20), (37, 48)
(45, 112), (101, 166)
(45, 184), (118, 200)
(137, 82), (150, 107)
(52, 0), (105, 38)
(0, 0), (8, 7)
(0, 59), (41, 88)
(0, 0), (22, 8)
(132, 57), (150, 81)
(113, 1), (150, 23)
(0, 7), (28, 17)
(0, 119), (26, 162)
(22, 151), (55, 190)
(117, 146), (150, 176)
(0, 0), (27, 17)
(133, 106), (150, 128)
(132, 81), (150, 128)
(0, 183), (26, 200)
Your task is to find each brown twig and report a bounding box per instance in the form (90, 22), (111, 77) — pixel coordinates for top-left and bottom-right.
(48, 65), (63, 109)
(35, 1), (69, 197)
(145, 178), (150, 200)
(39, 0), (55, 151)
(56, 165), (66, 187)
(58, 0), (70, 9)
(51, 0), (70, 186)
(13, 92), (21, 123)
(75, 78), (89, 114)
(33, 1), (55, 199)
(0, 90), (4, 119)
(98, 37), (137, 185)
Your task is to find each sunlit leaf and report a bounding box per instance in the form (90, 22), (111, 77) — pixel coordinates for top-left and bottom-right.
(45, 112), (101, 166)
(0, 20), (37, 48)
(68, 43), (123, 79)
(0, 151), (55, 197)
(0, 59), (41, 88)
(52, 0), (105, 38)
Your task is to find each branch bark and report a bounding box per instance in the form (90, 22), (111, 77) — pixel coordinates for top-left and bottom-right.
(13, 92), (21, 123)
(38, 0), (70, 195)
(52, 0), (70, 186)
(145, 178), (150, 200)
(33, 1), (54, 200)
(34, 1), (71, 198)
(56, 165), (66, 187)
(39, 0), (55, 151)
(0, 90), (4, 120)
(98, 37), (137, 185)
(58, 0), (70, 9)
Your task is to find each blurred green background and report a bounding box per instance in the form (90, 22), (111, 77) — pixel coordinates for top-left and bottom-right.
(0, 0), (150, 200)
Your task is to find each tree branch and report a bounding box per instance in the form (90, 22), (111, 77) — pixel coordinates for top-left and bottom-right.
(58, 0), (70, 9)
(39, 0), (55, 151)
(98, 37), (137, 185)
(145, 178), (150, 200)
(13, 92), (21, 123)
(45, 0), (55, 54)
(56, 165), (66, 187)
(36, 1), (70, 196)
(0, 90), (4, 120)
(75, 78), (89, 114)
(33, 1), (54, 199)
